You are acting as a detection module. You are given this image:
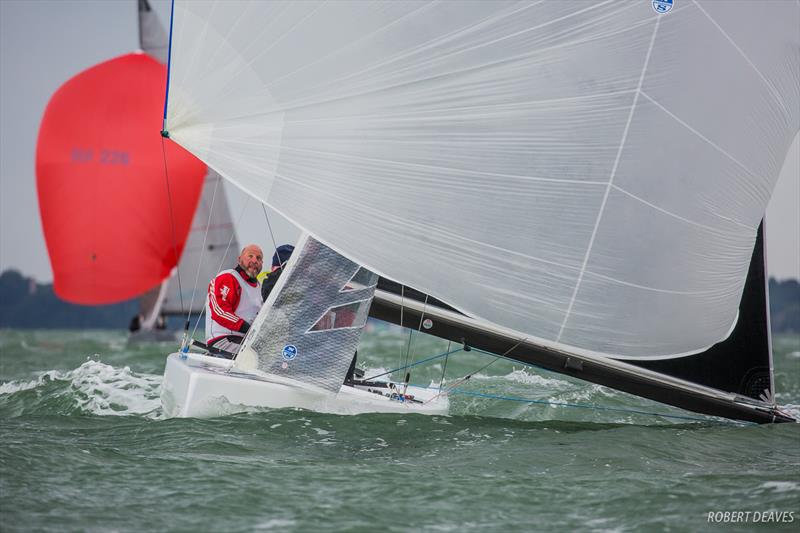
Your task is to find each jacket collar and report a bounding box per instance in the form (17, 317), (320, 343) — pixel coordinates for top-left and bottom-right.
(235, 265), (259, 286)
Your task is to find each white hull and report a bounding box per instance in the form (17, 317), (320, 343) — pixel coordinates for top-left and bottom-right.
(160, 352), (449, 418)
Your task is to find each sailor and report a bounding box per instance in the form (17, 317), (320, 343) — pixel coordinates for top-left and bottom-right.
(260, 244), (294, 302)
(205, 244), (264, 355)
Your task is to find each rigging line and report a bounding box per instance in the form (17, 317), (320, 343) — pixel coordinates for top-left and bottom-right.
(261, 203), (281, 268)
(159, 136), (185, 324)
(446, 389), (733, 424)
(439, 340), (452, 390)
(448, 347), (757, 425)
(190, 195), (250, 341)
(363, 347), (463, 382)
(426, 335), (531, 404)
(402, 293), (430, 381)
(184, 174), (221, 328)
(397, 284), (406, 372)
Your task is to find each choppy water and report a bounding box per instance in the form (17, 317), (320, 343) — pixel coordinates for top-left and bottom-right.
(1, 328), (798, 532)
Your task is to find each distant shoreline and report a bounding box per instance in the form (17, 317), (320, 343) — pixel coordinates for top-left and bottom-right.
(1, 268), (798, 333)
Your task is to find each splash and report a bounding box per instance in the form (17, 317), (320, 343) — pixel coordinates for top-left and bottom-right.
(0, 359), (162, 418)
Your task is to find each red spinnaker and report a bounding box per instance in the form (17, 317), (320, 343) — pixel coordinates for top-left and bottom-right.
(36, 53), (206, 305)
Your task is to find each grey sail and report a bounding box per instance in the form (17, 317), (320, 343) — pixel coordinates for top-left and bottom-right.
(136, 0), (240, 319)
(236, 236), (377, 393)
(137, 0), (168, 63)
(138, 281), (168, 329)
(161, 170), (239, 315)
(128, 0), (171, 336)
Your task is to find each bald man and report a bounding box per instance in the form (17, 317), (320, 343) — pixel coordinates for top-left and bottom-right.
(205, 244), (264, 355)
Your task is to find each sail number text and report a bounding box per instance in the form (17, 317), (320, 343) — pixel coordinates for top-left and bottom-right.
(70, 148), (130, 166)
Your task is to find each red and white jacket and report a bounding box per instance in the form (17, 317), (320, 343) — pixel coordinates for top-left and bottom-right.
(205, 267), (262, 345)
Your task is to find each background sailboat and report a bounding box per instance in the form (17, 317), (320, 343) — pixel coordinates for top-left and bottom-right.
(36, 0), (239, 339)
(161, 1), (798, 422)
(135, 0), (240, 338)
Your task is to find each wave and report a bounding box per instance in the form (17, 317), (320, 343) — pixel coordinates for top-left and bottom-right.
(0, 359), (162, 418)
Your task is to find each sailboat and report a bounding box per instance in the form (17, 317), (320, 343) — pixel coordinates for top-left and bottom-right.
(159, 1), (797, 423)
(36, 0), (239, 341)
(135, 0), (242, 341)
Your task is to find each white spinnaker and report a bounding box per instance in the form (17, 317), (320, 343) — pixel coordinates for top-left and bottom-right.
(165, 0), (800, 359)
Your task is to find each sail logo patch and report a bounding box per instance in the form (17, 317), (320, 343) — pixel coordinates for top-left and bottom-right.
(282, 344), (298, 360)
(652, 0), (673, 13)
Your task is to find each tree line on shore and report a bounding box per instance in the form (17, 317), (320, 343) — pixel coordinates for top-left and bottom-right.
(1, 269), (798, 333)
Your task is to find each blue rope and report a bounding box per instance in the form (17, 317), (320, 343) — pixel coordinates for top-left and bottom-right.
(162, 0), (176, 131)
(363, 347), (462, 382)
(453, 347), (751, 423)
(366, 345), (741, 424)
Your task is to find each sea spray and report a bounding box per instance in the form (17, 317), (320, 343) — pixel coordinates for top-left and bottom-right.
(0, 359), (161, 418)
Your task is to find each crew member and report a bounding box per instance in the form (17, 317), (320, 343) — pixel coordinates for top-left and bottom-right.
(205, 244), (263, 355)
(261, 244), (294, 302)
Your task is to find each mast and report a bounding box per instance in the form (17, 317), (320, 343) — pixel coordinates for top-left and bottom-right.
(138, 0), (240, 320)
(137, 0), (168, 63)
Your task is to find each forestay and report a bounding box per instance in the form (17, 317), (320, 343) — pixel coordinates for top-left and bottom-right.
(165, 1), (800, 360)
(162, 170), (240, 315)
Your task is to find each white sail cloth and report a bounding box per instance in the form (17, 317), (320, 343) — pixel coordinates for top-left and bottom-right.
(165, 0), (799, 359)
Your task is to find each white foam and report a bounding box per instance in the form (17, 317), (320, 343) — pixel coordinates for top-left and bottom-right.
(505, 367), (570, 388)
(760, 481), (799, 493)
(0, 359), (162, 417)
(69, 359), (162, 417)
(254, 518), (297, 530)
(0, 377), (44, 395)
(469, 367), (569, 390)
(0, 368), (69, 395)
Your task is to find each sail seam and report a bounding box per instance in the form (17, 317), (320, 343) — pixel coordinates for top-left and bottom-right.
(275, 169), (587, 274)
(261, 0), (446, 90)
(581, 269), (725, 297)
(611, 184), (755, 233)
(256, 0), (620, 106)
(261, 143), (610, 186)
(188, 1), (277, 100)
(692, 0), (790, 118)
(205, 1), (637, 123)
(195, 2), (326, 105)
(556, 16), (661, 343)
(275, 89), (638, 126)
(198, 87), (638, 136)
(167, 0), (216, 127)
(639, 91), (760, 180)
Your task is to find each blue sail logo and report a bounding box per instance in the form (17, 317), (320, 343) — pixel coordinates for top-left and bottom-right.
(653, 0), (673, 13)
(282, 344), (298, 361)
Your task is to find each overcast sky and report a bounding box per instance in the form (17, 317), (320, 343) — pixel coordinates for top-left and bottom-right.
(1, 0), (798, 284)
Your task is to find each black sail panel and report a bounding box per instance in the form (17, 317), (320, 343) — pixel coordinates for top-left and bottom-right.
(369, 222), (792, 424)
(627, 223), (772, 401)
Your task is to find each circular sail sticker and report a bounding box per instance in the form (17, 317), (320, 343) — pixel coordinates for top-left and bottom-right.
(652, 0), (673, 14)
(282, 345), (298, 361)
